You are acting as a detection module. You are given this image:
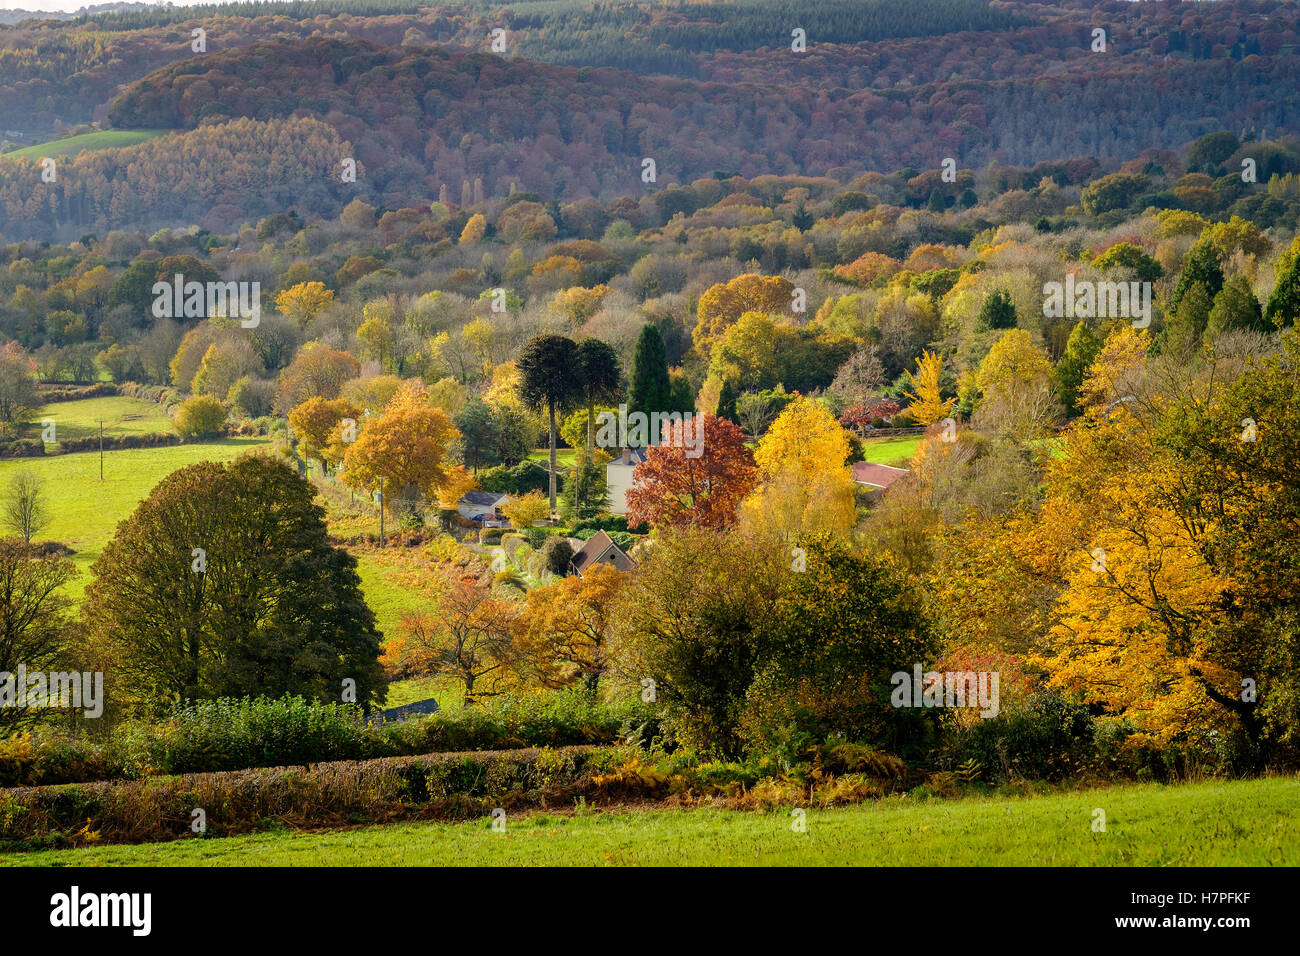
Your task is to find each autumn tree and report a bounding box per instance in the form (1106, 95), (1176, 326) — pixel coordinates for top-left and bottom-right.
(273, 342), (361, 413)
(515, 562), (624, 693)
(459, 213), (487, 244)
(903, 350), (956, 425)
(341, 381), (459, 512)
(694, 273), (795, 352)
(274, 281), (334, 327)
(398, 565), (518, 705)
(627, 415), (757, 530)
(742, 397), (856, 539)
(173, 394), (227, 439)
(501, 490), (550, 529)
(1028, 332), (1300, 761)
(83, 455), (384, 713)
(973, 329), (1058, 440)
(288, 396), (358, 472)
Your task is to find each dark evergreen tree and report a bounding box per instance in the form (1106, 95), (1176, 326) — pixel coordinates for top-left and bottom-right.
(629, 323), (672, 426)
(977, 288), (1017, 330)
(1171, 240), (1224, 318)
(716, 378), (739, 425)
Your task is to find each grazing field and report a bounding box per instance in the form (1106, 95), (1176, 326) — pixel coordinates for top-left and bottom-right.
(354, 548), (432, 648)
(528, 448), (577, 469)
(860, 435), (922, 467)
(3, 129), (168, 160)
(0, 438), (269, 597)
(6, 776), (1294, 867)
(35, 395), (174, 445)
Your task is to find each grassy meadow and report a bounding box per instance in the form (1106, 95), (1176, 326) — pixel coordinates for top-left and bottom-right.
(35, 395), (174, 446)
(859, 434), (922, 467)
(528, 447), (577, 469)
(7, 776), (1295, 867)
(4, 129), (168, 161)
(1, 438), (269, 597)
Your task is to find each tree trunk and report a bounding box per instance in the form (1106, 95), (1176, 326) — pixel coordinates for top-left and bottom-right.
(548, 402), (558, 513)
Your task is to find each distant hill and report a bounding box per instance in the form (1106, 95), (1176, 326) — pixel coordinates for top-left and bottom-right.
(1, 0), (1299, 239)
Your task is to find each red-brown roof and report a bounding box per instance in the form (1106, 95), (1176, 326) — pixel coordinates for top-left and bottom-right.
(851, 462), (909, 489)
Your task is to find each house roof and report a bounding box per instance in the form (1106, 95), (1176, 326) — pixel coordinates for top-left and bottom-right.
(460, 490), (509, 507)
(570, 530), (636, 575)
(851, 462), (909, 490)
(607, 447), (648, 467)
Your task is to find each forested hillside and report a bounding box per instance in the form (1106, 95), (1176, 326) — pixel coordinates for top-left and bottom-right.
(0, 0), (1299, 240)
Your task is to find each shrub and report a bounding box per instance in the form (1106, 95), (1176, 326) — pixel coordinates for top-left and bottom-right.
(0, 438), (45, 459)
(523, 526), (559, 549)
(938, 689), (1095, 782)
(173, 394), (227, 439)
(35, 383), (118, 403)
(541, 536), (573, 575)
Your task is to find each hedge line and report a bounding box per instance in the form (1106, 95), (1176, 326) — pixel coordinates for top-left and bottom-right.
(35, 383), (120, 402)
(56, 432), (181, 453)
(0, 746), (627, 847)
(0, 692), (653, 787)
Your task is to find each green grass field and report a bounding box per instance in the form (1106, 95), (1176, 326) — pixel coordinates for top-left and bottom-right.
(354, 549), (432, 645)
(860, 434), (922, 467)
(34, 395), (174, 446)
(5, 776), (1294, 866)
(4, 129), (168, 160)
(0, 438), (268, 597)
(529, 447), (577, 469)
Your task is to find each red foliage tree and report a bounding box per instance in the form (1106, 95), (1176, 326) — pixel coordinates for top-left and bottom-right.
(626, 414), (757, 530)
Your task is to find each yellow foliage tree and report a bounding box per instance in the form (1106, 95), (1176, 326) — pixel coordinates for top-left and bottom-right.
(694, 273), (795, 353)
(903, 350), (956, 425)
(288, 396), (359, 470)
(514, 563), (624, 691)
(550, 285), (611, 327)
(459, 213), (486, 244)
(501, 490), (550, 528)
(341, 381), (459, 508)
(275, 281), (334, 327)
(742, 396), (856, 538)
(435, 463), (478, 511)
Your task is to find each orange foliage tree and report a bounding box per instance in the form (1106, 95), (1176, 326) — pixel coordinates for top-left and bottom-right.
(626, 414), (757, 531)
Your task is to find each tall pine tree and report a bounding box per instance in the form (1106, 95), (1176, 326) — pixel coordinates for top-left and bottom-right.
(630, 324), (672, 424)
(716, 378), (739, 424)
(1056, 321), (1101, 416)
